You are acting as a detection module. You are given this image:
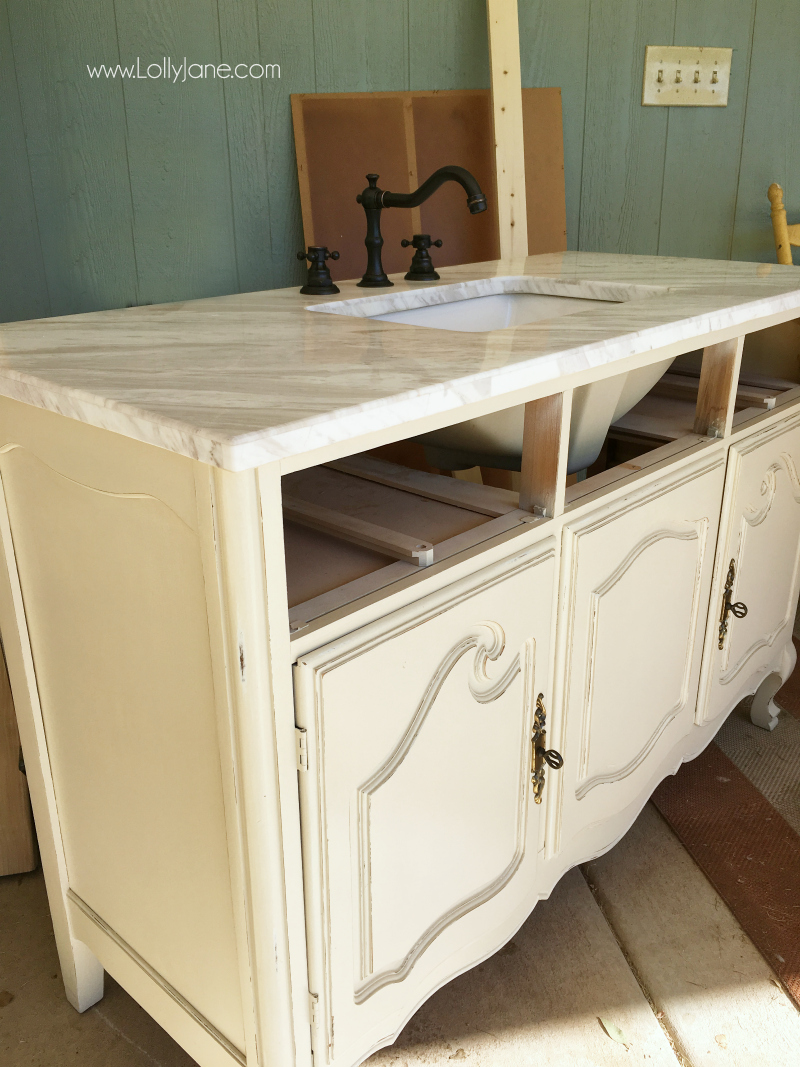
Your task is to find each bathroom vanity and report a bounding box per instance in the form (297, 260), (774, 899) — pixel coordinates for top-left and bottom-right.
(1, 252), (800, 1067)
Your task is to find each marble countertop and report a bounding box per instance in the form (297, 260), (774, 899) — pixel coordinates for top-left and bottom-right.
(1, 252), (799, 471)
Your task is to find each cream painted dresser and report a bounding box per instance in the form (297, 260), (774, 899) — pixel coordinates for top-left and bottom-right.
(0, 253), (799, 1067)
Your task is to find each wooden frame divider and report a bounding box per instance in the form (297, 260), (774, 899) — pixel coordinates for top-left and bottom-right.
(519, 390), (573, 518)
(693, 337), (746, 438)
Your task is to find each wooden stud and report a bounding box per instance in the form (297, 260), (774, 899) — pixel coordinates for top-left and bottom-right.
(693, 336), (746, 439)
(0, 644), (36, 876)
(519, 390), (573, 517)
(486, 0), (529, 260)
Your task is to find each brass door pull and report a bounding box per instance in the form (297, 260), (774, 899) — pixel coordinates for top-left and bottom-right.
(718, 558), (748, 649)
(531, 694), (564, 804)
(537, 747), (564, 770)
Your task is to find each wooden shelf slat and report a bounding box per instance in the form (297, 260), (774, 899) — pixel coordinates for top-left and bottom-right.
(283, 495), (435, 566)
(326, 454), (519, 517)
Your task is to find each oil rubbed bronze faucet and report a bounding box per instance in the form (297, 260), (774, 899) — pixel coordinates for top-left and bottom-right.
(356, 166), (488, 287)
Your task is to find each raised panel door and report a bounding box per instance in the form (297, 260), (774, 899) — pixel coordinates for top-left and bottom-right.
(294, 537), (557, 1067)
(554, 453), (725, 856)
(699, 411), (800, 724)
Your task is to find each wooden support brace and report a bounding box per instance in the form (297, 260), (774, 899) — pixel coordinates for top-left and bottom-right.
(692, 336), (745, 439)
(283, 495), (435, 566)
(326, 454), (519, 517)
(519, 390), (573, 518)
(486, 0), (528, 259)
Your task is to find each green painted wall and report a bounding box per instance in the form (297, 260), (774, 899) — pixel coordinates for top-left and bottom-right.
(520, 0), (800, 263)
(1, 0), (797, 324)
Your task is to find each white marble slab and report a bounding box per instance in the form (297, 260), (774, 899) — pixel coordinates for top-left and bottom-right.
(0, 252), (799, 471)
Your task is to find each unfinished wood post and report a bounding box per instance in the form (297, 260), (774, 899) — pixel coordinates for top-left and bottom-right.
(486, 0), (528, 259)
(0, 643), (36, 876)
(519, 390), (573, 517)
(692, 336), (745, 439)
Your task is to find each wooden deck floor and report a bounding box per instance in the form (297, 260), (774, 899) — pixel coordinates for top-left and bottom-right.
(1, 803), (798, 1067)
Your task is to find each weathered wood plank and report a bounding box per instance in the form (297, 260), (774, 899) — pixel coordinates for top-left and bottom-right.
(584, 804), (800, 1066)
(731, 0), (800, 264)
(6, 0), (139, 314)
(658, 0), (757, 260)
(0, 0), (50, 324)
(579, 0), (675, 255)
(518, 0), (591, 251)
(114, 0), (239, 305)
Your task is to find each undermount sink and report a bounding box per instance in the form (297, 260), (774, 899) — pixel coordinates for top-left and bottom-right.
(310, 279), (674, 474)
(371, 291), (617, 332)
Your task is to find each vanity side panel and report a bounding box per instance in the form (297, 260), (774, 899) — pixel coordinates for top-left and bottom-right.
(0, 397), (246, 1052)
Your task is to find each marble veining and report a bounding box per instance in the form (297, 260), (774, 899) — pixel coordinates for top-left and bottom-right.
(0, 253), (799, 471)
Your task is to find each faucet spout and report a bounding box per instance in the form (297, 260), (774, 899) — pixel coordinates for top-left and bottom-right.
(383, 166), (488, 215)
(356, 166), (488, 288)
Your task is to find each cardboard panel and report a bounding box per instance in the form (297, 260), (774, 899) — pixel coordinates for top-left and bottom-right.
(292, 87), (566, 284)
(522, 87), (567, 254)
(292, 94), (414, 283)
(412, 92), (500, 268)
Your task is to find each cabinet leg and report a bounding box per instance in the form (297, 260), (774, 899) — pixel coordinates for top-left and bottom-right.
(750, 672), (783, 732)
(61, 938), (104, 1013)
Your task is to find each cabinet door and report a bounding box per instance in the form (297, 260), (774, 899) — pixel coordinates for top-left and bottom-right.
(294, 538), (557, 1067)
(554, 453), (725, 857)
(699, 411), (800, 723)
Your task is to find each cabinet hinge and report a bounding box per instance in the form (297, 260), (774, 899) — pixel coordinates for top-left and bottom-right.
(295, 727), (309, 771)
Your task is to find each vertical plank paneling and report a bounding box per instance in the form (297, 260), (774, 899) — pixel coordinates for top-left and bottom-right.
(255, 0), (316, 288)
(732, 0), (800, 264)
(0, 0), (50, 323)
(216, 0), (274, 294)
(579, 0), (676, 255)
(518, 0), (590, 250)
(114, 0), (239, 304)
(5, 0), (800, 321)
(409, 0), (490, 91)
(658, 0), (756, 260)
(312, 1), (409, 94)
(6, 0), (138, 315)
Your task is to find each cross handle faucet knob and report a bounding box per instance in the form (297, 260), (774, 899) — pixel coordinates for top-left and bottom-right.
(401, 235), (443, 251)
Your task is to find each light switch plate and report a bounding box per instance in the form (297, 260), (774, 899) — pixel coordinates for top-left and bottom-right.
(642, 45), (732, 106)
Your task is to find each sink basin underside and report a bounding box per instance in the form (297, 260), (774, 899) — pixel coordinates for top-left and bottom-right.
(310, 277), (674, 473)
(371, 291), (618, 332)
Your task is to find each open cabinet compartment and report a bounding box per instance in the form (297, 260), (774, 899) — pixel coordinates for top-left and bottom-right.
(283, 455), (538, 634)
(283, 327), (800, 638)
